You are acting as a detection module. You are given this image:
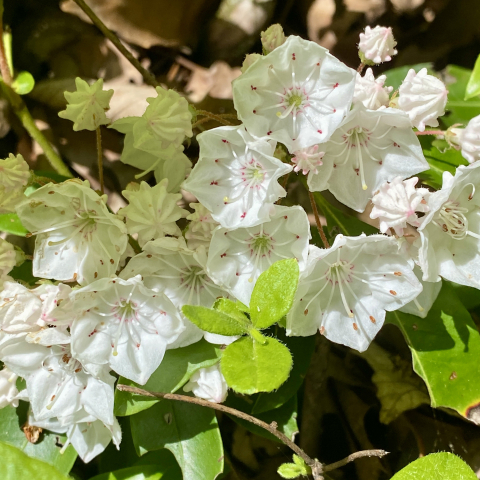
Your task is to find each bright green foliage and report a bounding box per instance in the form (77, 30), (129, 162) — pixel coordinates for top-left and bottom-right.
(89, 465), (167, 480)
(182, 304), (249, 336)
(0, 441), (71, 480)
(388, 283), (480, 422)
(131, 400), (223, 480)
(221, 335), (293, 394)
(12, 71), (35, 95)
(213, 297), (250, 323)
(0, 213), (28, 236)
(465, 54), (480, 100)
(277, 455), (311, 479)
(250, 258), (299, 329)
(390, 452), (476, 480)
(58, 77), (113, 131)
(115, 340), (221, 416)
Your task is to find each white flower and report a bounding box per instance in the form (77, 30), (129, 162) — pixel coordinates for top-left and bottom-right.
(207, 205), (310, 305)
(0, 239), (16, 278)
(0, 367), (19, 408)
(120, 239), (230, 348)
(185, 203), (219, 250)
(183, 125), (292, 229)
(353, 68), (392, 110)
(398, 68), (448, 132)
(0, 188), (25, 214)
(307, 103), (429, 212)
(241, 53), (262, 73)
(359, 26), (397, 65)
(183, 364), (228, 403)
(451, 114), (480, 164)
(0, 154), (30, 190)
(233, 35), (356, 152)
(118, 180), (188, 247)
(16, 180), (128, 285)
(287, 235), (422, 352)
(292, 145), (325, 175)
(69, 275), (185, 385)
(261, 24), (286, 54)
(418, 162), (480, 287)
(370, 177), (430, 235)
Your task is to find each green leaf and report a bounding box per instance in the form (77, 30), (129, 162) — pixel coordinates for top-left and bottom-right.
(278, 455), (310, 479)
(221, 335), (293, 394)
(390, 452), (476, 480)
(213, 298), (251, 326)
(9, 261), (40, 286)
(0, 213), (29, 236)
(88, 465), (166, 480)
(0, 441), (71, 480)
(115, 340), (221, 416)
(130, 399), (224, 480)
(250, 259), (299, 329)
(383, 63), (433, 91)
(0, 403), (77, 475)
(359, 343), (429, 424)
(465, 54), (480, 100)
(12, 71), (35, 95)
(388, 283), (480, 423)
(181, 304), (249, 336)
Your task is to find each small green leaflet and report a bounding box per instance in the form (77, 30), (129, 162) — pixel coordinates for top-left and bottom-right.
(0, 213), (29, 236)
(88, 465), (167, 480)
(390, 452), (476, 480)
(465, 54), (480, 100)
(277, 455), (311, 479)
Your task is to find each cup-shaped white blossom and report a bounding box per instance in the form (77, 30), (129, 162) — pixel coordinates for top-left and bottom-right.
(0, 154), (30, 190)
(185, 203), (219, 250)
(359, 26), (397, 65)
(0, 367), (19, 408)
(261, 24), (286, 54)
(183, 364), (228, 403)
(233, 35), (356, 152)
(353, 69), (392, 110)
(307, 103), (429, 212)
(69, 276), (185, 385)
(292, 145), (325, 175)
(398, 68), (448, 132)
(452, 114), (480, 164)
(370, 177), (430, 235)
(241, 53), (262, 73)
(207, 205), (310, 305)
(183, 125), (292, 229)
(418, 162), (480, 288)
(118, 180), (188, 247)
(0, 239), (16, 278)
(287, 235), (422, 352)
(16, 180), (128, 285)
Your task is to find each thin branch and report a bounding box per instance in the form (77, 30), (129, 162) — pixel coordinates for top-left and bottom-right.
(72, 0), (159, 88)
(308, 191), (330, 249)
(117, 384), (318, 470)
(195, 109), (232, 126)
(96, 127), (104, 194)
(0, 9), (12, 86)
(415, 130), (445, 136)
(357, 62), (365, 74)
(323, 449), (389, 472)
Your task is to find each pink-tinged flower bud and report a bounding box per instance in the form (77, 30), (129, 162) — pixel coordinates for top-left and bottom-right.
(359, 26), (397, 65)
(261, 24), (286, 54)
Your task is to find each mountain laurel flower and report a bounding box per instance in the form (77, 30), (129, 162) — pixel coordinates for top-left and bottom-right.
(241, 53), (263, 73)
(233, 35), (356, 153)
(353, 69), (393, 110)
(358, 26), (397, 65)
(261, 24), (286, 54)
(370, 176), (430, 235)
(0, 154), (30, 190)
(292, 145), (325, 175)
(182, 125), (292, 229)
(0, 239), (16, 278)
(307, 103), (429, 212)
(450, 114), (480, 164)
(183, 364), (228, 403)
(0, 367), (19, 408)
(184, 203), (219, 250)
(16, 180), (128, 285)
(207, 205), (310, 305)
(118, 180), (188, 247)
(398, 68), (448, 132)
(58, 78), (113, 131)
(69, 275), (185, 385)
(418, 162), (480, 288)
(287, 235), (422, 352)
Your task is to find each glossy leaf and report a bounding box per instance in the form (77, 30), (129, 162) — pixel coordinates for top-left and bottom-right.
(390, 452), (476, 480)
(130, 399), (223, 480)
(465, 54), (480, 100)
(182, 304), (249, 336)
(88, 465), (166, 480)
(0, 213), (29, 236)
(9, 261), (40, 286)
(115, 340), (221, 416)
(388, 284), (480, 423)
(0, 441), (70, 480)
(221, 335), (293, 394)
(250, 258), (299, 329)
(12, 71), (35, 95)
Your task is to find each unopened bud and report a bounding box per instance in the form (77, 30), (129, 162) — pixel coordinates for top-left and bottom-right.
(359, 26), (397, 65)
(261, 24), (286, 55)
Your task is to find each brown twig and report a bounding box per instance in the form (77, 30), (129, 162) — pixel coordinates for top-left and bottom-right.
(357, 62), (365, 74)
(323, 449), (389, 472)
(72, 0), (159, 88)
(195, 109), (233, 126)
(308, 191), (330, 248)
(0, 11), (12, 85)
(415, 130), (445, 136)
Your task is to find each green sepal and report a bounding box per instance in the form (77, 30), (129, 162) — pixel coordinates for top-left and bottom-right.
(12, 71), (35, 95)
